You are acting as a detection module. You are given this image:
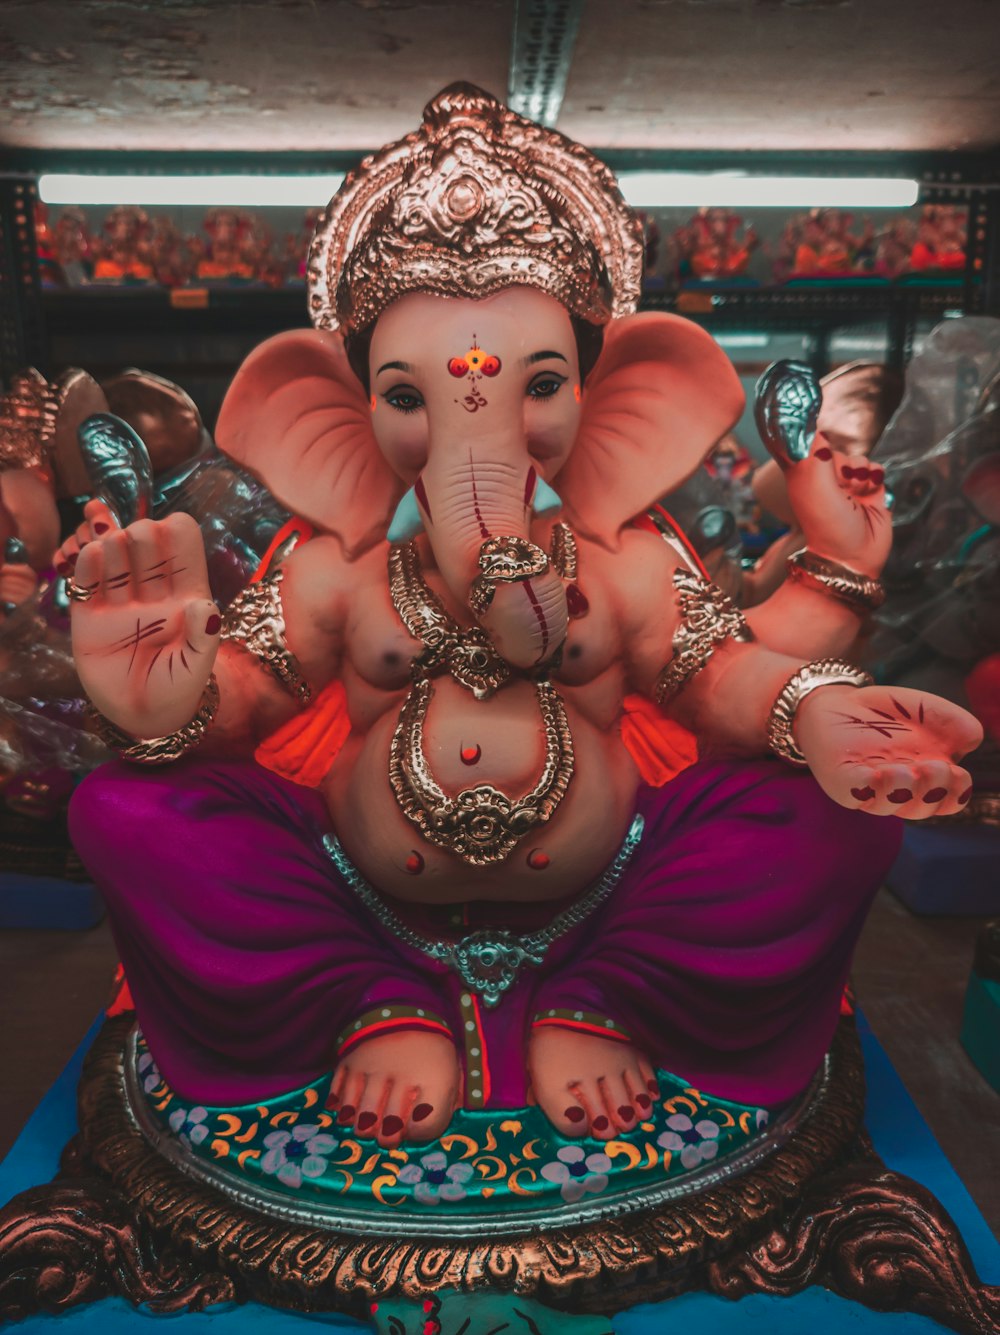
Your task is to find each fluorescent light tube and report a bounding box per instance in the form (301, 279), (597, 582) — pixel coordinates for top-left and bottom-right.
(38, 174), (345, 208)
(617, 173), (919, 209)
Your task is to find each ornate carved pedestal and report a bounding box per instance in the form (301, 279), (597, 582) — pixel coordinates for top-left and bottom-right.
(1, 1015), (997, 1333)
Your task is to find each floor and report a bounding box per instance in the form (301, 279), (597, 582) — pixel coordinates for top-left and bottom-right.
(0, 886), (998, 1240)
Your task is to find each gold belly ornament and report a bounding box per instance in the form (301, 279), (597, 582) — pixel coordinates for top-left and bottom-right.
(387, 533), (576, 867)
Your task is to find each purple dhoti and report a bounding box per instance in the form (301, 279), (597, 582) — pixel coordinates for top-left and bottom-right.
(69, 757), (901, 1109)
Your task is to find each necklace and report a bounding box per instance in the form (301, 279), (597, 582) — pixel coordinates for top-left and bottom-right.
(322, 814), (643, 1007)
(386, 531), (578, 866)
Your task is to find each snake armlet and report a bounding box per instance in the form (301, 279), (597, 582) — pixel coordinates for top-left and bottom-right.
(654, 569), (754, 706)
(221, 570), (312, 706)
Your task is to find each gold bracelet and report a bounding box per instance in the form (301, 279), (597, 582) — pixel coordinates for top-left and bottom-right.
(786, 549), (886, 612)
(221, 569), (312, 705)
(654, 569), (754, 705)
(91, 674), (220, 765)
(766, 658), (873, 766)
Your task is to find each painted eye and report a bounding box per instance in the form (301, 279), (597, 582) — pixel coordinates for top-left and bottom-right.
(385, 386), (425, 414)
(528, 373), (566, 399)
(448, 357), (469, 377)
(480, 355), (501, 377)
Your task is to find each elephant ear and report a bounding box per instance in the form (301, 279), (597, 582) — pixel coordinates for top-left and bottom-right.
(557, 312), (744, 547)
(215, 328), (402, 559)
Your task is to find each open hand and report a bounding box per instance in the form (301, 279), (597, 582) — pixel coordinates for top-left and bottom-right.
(71, 513), (220, 738)
(796, 683), (983, 819)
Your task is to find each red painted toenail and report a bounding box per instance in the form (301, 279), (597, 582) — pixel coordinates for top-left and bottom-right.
(815, 447), (833, 461)
(412, 1103), (433, 1122)
(357, 1111), (377, 1131)
(618, 1106), (635, 1122)
(842, 465), (856, 479)
(887, 788), (912, 804)
(205, 614), (222, 635)
(94, 522), (109, 534)
(337, 1105), (355, 1123)
(958, 787), (972, 804)
(636, 1093), (651, 1110)
(564, 1106), (585, 1123)
(592, 1115), (609, 1131)
(922, 787), (947, 803)
(851, 786), (875, 801)
(381, 1115), (404, 1135)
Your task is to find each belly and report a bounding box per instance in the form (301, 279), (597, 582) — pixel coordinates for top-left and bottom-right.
(323, 678), (639, 904)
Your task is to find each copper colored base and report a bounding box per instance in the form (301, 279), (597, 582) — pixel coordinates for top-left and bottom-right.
(1, 1016), (998, 1332)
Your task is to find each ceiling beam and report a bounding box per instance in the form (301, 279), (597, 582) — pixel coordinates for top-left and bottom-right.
(507, 0), (585, 128)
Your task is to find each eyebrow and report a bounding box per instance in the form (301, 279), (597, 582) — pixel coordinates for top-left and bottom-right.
(376, 360), (415, 376)
(523, 350), (568, 367)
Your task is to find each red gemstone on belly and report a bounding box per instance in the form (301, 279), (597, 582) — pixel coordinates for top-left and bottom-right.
(405, 851), (425, 875)
(460, 744), (482, 766)
(528, 849), (550, 870)
(566, 583), (589, 617)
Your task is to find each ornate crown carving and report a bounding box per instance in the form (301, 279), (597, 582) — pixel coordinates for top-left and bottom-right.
(0, 368), (59, 470)
(307, 83), (644, 335)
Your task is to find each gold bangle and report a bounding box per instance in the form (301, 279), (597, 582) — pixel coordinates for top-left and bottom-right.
(654, 569), (754, 706)
(786, 548), (886, 612)
(468, 535), (550, 618)
(221, 569), (312, 705)
(766, 658), (873, 766)
(91, 674), (220, 765)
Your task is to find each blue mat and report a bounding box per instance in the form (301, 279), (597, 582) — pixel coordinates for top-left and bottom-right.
(1, 1013), (997, 1333)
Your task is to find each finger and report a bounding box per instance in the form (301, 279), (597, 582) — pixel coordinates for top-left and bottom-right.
(158, 512), (210, 600)
(354, 1076), (391, 1141)
(872, 762), (919, 814)
(638, 1054), (660, 1103)
(911, 759), (954, 815)
(55, 535), (81, 576)
(842, 763), (884, 811)
(183, 599), (223, 656)
(785, 431), (849, 516)
(931, 764), (974, 818)
(73, 537), (104, 606)
(82, 498), (118, 538)
(126, 520), (165, 599)
(98, 531), (134, 605)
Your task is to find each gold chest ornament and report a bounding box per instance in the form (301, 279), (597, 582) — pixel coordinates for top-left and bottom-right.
(386, 528), (577, 867)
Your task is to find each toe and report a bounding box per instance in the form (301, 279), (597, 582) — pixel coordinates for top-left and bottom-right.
(354, 1077), (390, 1140)
(599, 1072), (639, 1133)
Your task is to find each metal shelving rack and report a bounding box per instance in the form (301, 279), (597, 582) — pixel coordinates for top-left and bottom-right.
(1, 148), (998, 388)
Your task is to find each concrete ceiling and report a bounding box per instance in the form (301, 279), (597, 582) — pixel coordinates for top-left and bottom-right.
(1, 0), (998, 156)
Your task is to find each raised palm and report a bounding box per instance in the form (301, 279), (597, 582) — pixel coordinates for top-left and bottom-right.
(71, 513), (220, 738)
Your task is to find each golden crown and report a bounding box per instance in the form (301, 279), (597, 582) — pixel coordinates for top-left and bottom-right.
(307, 83), (644, 336)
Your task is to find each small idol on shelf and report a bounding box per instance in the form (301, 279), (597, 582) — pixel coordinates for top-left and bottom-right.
(872, 216), (916, 277)
(148, 216), (193, 288)
(92, 206), (154, 282)
(52, 208), (93, 286)
(703, 433), (760, 539)
(284, 207), (323, 281)
(634, 210), (662, 284)
(910, 204), (967, 273)
(778, 208), (874, 280)
(196, 207), (255, 281)
(242, 215), (285, 287)
(33, 203), (64, 287)
(678, 206), (758, 280)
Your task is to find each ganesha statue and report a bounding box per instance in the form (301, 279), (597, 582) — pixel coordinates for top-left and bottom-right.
(6, 84), (997, 1332)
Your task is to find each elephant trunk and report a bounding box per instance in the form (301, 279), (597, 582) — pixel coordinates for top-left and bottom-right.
(419, 449), (568, 669)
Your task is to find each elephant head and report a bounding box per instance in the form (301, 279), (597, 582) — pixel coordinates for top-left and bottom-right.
(215, 286), (742, 668)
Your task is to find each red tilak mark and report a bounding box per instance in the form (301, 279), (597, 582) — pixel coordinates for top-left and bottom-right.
(890, 696), (912, 719)
(923, 788), (948, 803)
(481, 355), (501, 377)
(405, 851), (424, 875)
(564, 1105), (585, 1123)
(887, 788), (913, 804)
(566, 583), (589, 618)
(815, 447), (833, 461)
(460, 744), (481, 766)
(522, 578), (549, 656)
(524, 467), (537, 507)
(412, 1103), (433, 1122)
(851, 786), (876, 801)
(205, 614), (221, 635)
(413, 475), (432, 523)
(469, 457), (490, 540)
(527, 849), (550, 870)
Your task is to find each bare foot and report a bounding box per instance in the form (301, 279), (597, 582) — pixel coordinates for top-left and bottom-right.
(528, 1025), (659, 1141)
(326, 1030), (460, 1149)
